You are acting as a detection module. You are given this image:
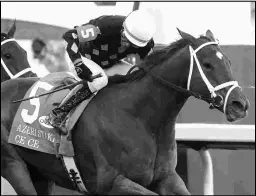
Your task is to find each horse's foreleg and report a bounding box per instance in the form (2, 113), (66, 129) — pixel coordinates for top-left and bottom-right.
(1, 157), (37, 195)
(153, 171), (190, 195)
(28, 164), (55, 195)
(33, 180), (55, 195)
(108, 175), (158, 195)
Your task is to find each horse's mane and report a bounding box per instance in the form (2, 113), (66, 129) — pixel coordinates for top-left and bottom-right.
(108, 35), (211, 86)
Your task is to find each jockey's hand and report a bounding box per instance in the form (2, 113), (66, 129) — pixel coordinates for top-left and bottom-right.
(75, 63), (93, 82)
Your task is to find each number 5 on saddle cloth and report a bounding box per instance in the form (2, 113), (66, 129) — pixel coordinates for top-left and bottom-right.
(13, 72), (102, 135)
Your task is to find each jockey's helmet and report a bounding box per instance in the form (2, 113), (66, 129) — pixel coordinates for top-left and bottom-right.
(123, 9), (156, 47)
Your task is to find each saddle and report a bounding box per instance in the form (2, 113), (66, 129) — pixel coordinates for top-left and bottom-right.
(9, 72), (96, 157)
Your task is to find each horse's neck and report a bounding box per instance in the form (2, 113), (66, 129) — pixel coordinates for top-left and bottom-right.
(1, 65), (10, 82)
(125, 50), (190, 135)
(128, 78), (188, 132)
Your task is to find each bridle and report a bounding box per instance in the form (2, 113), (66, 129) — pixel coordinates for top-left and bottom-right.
(133, 40), (240, 114)
(186, 41), (239, 114)
(1, 38), (33, 79)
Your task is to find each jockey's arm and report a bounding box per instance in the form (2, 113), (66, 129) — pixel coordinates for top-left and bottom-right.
(62, 29), (82, 66)
(62, 29), (93, 81)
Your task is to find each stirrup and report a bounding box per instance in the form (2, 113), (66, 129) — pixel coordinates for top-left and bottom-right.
(48, 112), (67, 128)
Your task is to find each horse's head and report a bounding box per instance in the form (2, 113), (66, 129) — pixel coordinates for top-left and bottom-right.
(1, 20), (35, 81)
(175, 28), (250, 122)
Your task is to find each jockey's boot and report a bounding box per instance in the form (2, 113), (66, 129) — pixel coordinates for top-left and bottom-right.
(48, 83), (93, 129)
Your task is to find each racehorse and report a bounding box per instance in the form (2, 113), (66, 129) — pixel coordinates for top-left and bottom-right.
(1, 20), (36, 83)
(1, 29), (250, 195)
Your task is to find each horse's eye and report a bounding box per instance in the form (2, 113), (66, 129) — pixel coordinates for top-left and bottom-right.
(4, 53), (12, 59)
(203, 62), (212, 70)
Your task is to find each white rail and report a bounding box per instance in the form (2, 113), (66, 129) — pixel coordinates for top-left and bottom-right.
(175, 123), (255, 142)
(199, 149), (214, 195)
(176, 123), (255, 195)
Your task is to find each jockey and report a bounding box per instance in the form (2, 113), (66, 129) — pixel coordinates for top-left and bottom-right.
(49, 9), (156, 128)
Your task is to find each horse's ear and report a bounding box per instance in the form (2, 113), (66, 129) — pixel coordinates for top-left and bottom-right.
(205, 29), (216, 41)
(177, 28), (196, 42)
(7, 19), (16, 38)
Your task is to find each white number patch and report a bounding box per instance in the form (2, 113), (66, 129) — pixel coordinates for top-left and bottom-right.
(81, 28), (95, 39)
(21, 81), (54, 124)
(76, 24), (100, 43)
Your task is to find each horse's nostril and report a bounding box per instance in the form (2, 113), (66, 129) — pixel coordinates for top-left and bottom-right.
(245, 100), (250, 111)
(231, 100), (246, 111)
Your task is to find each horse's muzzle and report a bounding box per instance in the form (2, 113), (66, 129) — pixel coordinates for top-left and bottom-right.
(225, 95), (250, 122)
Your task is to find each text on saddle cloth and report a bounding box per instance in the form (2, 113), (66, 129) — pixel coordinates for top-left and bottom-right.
(8, 72), (85, 156)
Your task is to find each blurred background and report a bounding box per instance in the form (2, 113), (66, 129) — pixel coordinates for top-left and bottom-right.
(1, 2), (255, 195)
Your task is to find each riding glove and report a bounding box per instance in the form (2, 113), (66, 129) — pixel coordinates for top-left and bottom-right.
(75, 62), (93, 82)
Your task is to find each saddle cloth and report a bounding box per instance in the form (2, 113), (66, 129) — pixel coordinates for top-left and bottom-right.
(8, 72), (94, 157)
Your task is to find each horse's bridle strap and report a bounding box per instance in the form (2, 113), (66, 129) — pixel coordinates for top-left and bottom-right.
(1, 38), (33, 79)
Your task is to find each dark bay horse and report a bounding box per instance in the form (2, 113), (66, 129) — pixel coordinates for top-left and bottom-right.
(1, 29), (250, 195)
(1, 20), (36, 83)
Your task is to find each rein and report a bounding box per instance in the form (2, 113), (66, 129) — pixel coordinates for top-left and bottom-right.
(1, 38), (33, 79)
(142, 66), (215, 102)
(125, 61), (213, 102)
(127, 40), (240, 113)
